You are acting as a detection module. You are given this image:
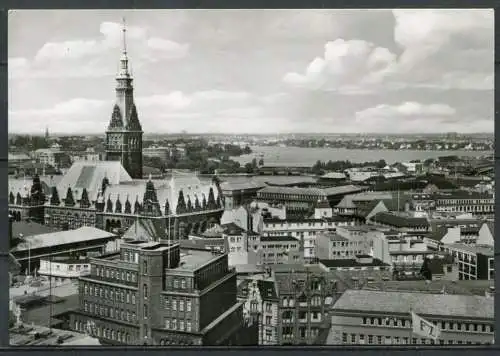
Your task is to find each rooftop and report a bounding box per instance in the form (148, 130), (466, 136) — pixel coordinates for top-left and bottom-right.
(445, 243), (494, 256)
(10, 221), (62, 238)
(12, 227), (116, 252)
(362, 279), (494, 296)
(177, 249), (221, 271)
(319, 258), (389, 268)
(10, 323), (100, 346)
(260, 235), (299, 243)
(333, 289), (494, 320)
(372, 212), (429, 228)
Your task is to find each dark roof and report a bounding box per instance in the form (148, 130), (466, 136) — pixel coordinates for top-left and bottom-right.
(10, 221), (61, 238)
(122, 219), (166, 241)
(260, 235), (299, 243)
(355, 200), (383, 219)
(237, 279), (278, 301)
(319, 258), (389, 268)
(371, 212), (429, 228)
(257, 280), (278, 300)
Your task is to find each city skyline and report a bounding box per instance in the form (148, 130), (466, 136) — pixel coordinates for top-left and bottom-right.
(8, 9), (494, 135)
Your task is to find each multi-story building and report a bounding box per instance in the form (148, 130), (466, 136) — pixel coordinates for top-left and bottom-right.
(318, 255), (391, 273)
(441, 243), (494, 281)
(328, 289), (494, 345)
(37, 257), (91, 283)
(237, 276), (279, 345)
(223, 223), (302, 266)
(272, 265), (335, 345)
(261, 202), (355, 262)
(434, 191), (494, 216)
(256, 185), (366, 218)
(315, 225), (386, 261)
(70, 240), (253, 345)
(426, 219), (493, 250)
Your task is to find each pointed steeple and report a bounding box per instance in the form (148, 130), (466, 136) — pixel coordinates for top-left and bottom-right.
(115, 194), (122, 213)
(118, 17), (130, 79)
(124, 194), (132, 214)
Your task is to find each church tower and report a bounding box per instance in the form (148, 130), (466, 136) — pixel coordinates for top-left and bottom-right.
(105, 18), (143, 179)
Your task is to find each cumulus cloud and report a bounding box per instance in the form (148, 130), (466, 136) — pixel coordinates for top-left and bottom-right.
(284, 9), (493, 92)
(284, 39), (396, 92)
(10, 21), (189, 79)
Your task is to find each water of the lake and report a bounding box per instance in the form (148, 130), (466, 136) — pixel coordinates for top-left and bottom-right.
(231, 146), (492, 167)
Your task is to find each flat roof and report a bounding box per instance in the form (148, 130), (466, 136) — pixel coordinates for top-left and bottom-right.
(445, 243), (494, 256)
(178, 249), (221, 271)
(333, 289), (493, 320)
(12, 227), (116, 252)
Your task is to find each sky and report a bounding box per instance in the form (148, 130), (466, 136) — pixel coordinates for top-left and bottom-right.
(8, 9), (494, 135)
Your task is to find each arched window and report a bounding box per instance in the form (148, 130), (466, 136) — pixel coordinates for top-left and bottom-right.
(144, 304), (148, 318)
(143, 260), (147, 273)
(143, 284), (148, 298)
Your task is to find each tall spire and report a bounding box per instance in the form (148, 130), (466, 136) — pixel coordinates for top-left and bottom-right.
(122, 17), (127, 56)
(118, 17), (130, 78)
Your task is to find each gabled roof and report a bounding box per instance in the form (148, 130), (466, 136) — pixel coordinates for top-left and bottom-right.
(122, 219), (166, 241)
(355, 200), (384, 219)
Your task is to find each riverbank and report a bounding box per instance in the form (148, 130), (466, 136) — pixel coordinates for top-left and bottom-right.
(232, 146), (492, 166)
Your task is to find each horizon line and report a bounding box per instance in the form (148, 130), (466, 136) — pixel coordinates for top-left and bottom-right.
(8, 131), (495, 136)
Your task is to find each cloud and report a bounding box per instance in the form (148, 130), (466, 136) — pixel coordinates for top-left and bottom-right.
(353, 102), (491, 133)
(283, 39), (396, 92)
(9, 21), (189, 79)
(284, 9), (493, 92)
(9, 90), (264, 134)
(146, 38), (190, 59)
(9, 98), (108, 133)
(357, 102), (456, 118)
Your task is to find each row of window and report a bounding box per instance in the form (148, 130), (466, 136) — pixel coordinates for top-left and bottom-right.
(95, 266), (138, 283)
(282, 326), (320, 339)
(342, 333), (491, 345)
(164, 318), (193, 332)
(83, 302), (137, 323)
(83, 284), (137, 305)
(362, 317), (494, 333)
(163, 297), (192, 312)
(74, 320), (133, 343)
(265, 221), (338, 229)
(282, 295), (323, 308)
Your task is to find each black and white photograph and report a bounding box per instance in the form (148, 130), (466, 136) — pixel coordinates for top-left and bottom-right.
(7, 9), (494, 346)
